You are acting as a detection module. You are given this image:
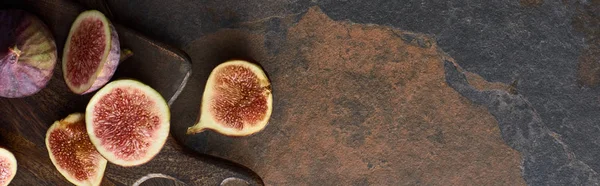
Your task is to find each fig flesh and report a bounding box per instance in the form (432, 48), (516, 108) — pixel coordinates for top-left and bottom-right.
(0, 9), (57, 98)
(0, 147), (17, 186)
(62, 10), (120, 94)
(45, 113), (107, 186)
(187, 60), (273, 136)
(86, 79), (170, 167)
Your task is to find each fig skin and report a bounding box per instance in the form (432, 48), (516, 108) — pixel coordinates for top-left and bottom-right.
(0, 9), (57, 98)
(86, 79), (170, 167)
(0, 147), (17, 186)
(187, 60), (273, 136)
(62, 10), (120, 95)
(45, 113), (107, 186)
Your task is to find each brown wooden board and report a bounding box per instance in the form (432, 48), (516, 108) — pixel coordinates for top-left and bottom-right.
(0, 0), (263, 185)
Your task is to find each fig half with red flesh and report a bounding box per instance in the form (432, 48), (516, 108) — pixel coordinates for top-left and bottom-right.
(0, 9), (57, 98)
(62, 10), (120, 95)
(86, 79), (170, 167)
(45, 113), (107, 186)
(187, 60), (273, 136)
(0, 147), (17, 186)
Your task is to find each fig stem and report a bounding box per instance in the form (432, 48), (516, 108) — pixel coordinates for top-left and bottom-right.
(7, 46), (21, 64)
(120, 48), (133, 62)
(186, 125), (206, 135)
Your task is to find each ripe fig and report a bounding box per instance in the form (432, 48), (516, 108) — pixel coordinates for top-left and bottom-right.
(0, 9), (57, 98)
(86, 79), (170, 167)
(62, 10), (120, 94)
(187, 60), (273, 136)
(46, 113), (107, 186)
(0, 147), (17, 186)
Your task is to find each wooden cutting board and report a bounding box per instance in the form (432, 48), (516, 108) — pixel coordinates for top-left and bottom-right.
(0, 0), (263, 185)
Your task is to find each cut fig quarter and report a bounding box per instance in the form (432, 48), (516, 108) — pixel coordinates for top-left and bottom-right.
(187, 60), (273, 136)
(86, 79), (170, 167)
(0, 9), (57, 98)
(62, 10), (121, 95)
(0, 147), (17, 186)
(45, 113), (107, 186)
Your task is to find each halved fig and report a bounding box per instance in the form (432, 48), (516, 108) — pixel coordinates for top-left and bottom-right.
(0, 9), (57, 98)
(62, 10), (120, 94)
(0, 147), (17, 186)
(86, 79), (170, 167)
(46, 113), (106, 186)
(187, 60), (273, 136)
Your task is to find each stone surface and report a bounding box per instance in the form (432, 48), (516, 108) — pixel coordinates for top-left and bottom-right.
(180, 7), (525, 186)
(100, 0), (600, 185)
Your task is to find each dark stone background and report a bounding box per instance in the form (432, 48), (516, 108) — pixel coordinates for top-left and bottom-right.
(96, 0), (598, 185)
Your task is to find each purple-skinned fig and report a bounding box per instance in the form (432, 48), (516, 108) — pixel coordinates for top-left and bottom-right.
(0, 9), (57, 98)
(62, 10), (120, 94)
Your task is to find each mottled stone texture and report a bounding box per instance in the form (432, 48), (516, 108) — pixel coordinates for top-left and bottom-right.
(182, 7), (524, 186)
(317, 1), (600, 185)
(574, 0), (600, 87)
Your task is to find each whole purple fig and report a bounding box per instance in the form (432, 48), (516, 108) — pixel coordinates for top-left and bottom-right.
(0, 9), (57, 98)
